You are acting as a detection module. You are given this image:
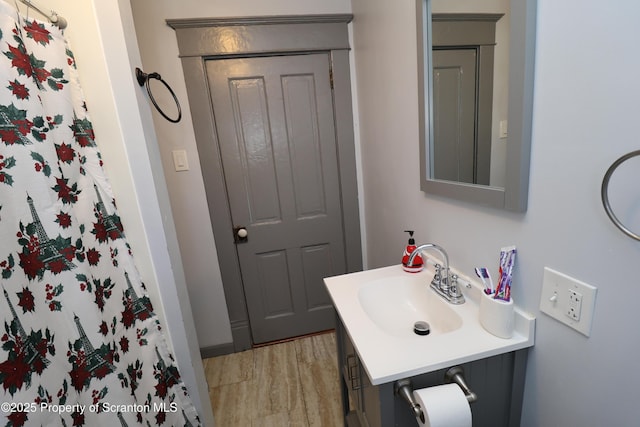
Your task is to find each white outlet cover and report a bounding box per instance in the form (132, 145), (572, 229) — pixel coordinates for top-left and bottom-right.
(539, 267), (597, 337)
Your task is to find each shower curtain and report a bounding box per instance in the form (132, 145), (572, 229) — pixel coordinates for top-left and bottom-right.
(0, 2), (200, 426)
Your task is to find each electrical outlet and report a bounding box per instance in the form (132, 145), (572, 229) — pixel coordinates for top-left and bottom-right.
(566, 289), (582, 321)
(539, 267), (597, 337)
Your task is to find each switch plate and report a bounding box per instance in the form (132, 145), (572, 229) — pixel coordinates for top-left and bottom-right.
(172, 149), (189, 172)
(539, 267), (597, 337)
(499, 120), (508, 138)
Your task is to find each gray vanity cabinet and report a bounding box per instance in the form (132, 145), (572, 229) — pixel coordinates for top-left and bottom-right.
(336, 315), (528, 427)
(337, 317), (394, 427)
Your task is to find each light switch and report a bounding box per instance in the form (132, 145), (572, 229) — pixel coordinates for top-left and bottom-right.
(499, 120), (508, 139)
(172, 149), (189, 172)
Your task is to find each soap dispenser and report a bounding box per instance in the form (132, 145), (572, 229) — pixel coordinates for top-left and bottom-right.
(402, 230), (424, 273)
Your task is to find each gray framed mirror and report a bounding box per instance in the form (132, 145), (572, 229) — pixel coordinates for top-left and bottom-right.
(417, 0), (536, 212)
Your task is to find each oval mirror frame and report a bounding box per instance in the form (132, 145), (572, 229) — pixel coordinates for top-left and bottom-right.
(417, 0), (537, 212)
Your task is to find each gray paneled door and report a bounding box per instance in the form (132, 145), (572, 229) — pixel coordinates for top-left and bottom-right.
(206, 53), (346, 344)
(432, 48), (477, 184)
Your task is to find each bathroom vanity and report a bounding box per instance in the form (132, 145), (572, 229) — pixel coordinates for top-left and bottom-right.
(324, 265), (535, 427)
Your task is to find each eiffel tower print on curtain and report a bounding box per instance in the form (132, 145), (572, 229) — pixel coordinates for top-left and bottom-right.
(18, 195), (77, 280)
(124, 272), (153, 320)
(3, 288), (51, 368)
(0, 108), (33, 145)
(92, 184), (124, 242)
(68, 314), (116, 391)
(0, 288), (55, 396)
(153, 346), (181, 399)
(71, 115), (97, 148)
(116, 411), (128, 427)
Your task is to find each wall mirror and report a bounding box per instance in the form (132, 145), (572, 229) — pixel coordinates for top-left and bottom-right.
(417, 0), (536, 212)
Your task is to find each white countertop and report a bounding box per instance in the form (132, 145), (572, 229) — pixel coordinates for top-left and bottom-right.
(324, 264), (535, 385)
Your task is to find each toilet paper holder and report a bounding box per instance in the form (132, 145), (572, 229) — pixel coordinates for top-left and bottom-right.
(395, 366), (477, 424)
(444, 366), (478, 403)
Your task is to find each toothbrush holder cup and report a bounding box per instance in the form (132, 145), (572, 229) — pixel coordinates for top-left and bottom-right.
(479, 293), (514, 339)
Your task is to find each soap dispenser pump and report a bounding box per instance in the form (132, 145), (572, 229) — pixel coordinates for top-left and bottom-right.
(402, 230), (424, 273)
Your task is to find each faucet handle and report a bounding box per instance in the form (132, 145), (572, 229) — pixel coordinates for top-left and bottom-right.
(431, 264), (442, 288)
(448, 274), (465, 303)
(433, 263), (442, 277)
(449, 273), (458, 289)
(440, 268), (450, 293)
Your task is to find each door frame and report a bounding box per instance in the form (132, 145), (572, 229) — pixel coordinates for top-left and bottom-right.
(168, 15), (362, 353)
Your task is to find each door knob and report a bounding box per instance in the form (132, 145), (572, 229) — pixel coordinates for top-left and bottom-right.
(234, 226), (248, 243)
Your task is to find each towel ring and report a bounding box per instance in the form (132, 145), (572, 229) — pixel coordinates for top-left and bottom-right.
(135, 68), (182, 123)
(601, 150), (640, 241)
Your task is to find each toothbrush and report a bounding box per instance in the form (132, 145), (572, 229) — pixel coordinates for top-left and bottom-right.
(485, 269), (495, 293)
(475, 267), (493, 294)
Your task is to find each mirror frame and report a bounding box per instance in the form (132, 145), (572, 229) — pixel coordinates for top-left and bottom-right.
(417, 0), (537, 212)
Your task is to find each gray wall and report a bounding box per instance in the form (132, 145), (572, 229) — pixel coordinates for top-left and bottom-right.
(350, 0), (640, 426)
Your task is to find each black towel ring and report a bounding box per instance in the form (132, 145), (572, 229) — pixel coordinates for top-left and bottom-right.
(601, 150), (640, 241)
(135, 68), (182, 123)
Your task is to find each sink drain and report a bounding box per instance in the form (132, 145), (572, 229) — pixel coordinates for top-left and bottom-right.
(414, 321), (430, 336)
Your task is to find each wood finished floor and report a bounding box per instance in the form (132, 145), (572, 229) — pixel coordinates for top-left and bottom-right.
(203, 332), (343, 426)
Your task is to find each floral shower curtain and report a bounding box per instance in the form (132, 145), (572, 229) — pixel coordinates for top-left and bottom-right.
(0, 2), (200, 426)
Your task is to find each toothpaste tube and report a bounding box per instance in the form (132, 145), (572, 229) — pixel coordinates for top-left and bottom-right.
(494, 246), (516, 301)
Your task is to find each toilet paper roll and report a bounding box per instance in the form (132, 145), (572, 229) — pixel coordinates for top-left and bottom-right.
(413, 383), (472, 427)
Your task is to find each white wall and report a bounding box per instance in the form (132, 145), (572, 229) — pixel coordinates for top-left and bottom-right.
(129, 0), (353, 349)
(14, 0), (213, 424)
(351, 0), (640, 426)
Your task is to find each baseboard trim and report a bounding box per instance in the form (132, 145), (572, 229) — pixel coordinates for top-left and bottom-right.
(200, 342), (235, 359)
(199, 319), (253, 358)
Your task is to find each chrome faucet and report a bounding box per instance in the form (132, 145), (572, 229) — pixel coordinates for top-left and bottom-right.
(407, 243), (465, 304)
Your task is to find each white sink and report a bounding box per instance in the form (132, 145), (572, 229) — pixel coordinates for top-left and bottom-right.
(324, 264), (535, 385)
(358, 275), (462, 337)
